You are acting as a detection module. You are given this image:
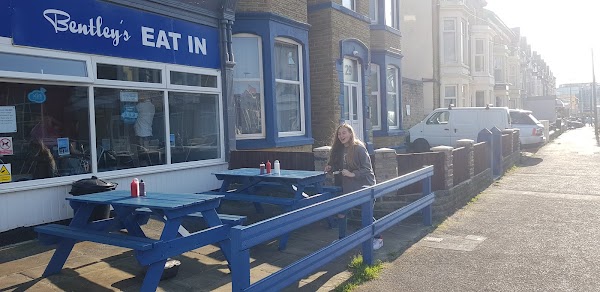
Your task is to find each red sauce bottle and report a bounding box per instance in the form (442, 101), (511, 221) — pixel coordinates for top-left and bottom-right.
(266, 160), (272, 174)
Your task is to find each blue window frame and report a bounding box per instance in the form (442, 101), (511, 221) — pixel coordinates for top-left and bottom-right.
(371, 51), (403, 136)
(232, 14), (313, 149)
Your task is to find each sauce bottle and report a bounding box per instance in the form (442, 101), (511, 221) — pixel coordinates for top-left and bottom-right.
(139, 180), (146, 197)
(274, 160), (280, 175)
(266, 160), (272, 174)
(259, 162), (265, 174)
(130, 178), (139, 197)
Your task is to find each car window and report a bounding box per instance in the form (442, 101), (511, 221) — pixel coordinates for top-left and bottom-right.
(510, 112), (536, 125)
(426, 111), (449, 124)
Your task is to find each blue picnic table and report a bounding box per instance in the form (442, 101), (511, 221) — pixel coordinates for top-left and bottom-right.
(211, 168), (340, 250)
(35, 190), (240, 292)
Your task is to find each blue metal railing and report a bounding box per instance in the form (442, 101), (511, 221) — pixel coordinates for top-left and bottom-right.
(230, 165), (434, 292)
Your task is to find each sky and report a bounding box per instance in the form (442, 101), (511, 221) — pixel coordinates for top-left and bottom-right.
(486, 0), (600, 86)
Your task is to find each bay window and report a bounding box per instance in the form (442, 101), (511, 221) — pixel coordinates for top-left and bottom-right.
(384, 0), (399, 29)
(475, 39), (485, 73)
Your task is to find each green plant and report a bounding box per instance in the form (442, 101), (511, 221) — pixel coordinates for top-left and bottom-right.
(335, 255), (384, 292)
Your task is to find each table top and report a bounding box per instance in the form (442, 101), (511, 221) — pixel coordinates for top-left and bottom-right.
(67, 190), (223, 210)
(213, 168), (326, 181)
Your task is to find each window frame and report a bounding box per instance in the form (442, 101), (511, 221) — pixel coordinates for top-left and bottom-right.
(442, 18), (457, 63)
(92, 56), (167, 89)
(0, 39), (93, 83)
(386, 65), (400, 130)
(274, 37), (305, 137)
(369, 63), (381, 130)
(474, 39), (486, 73)
(231, 34), (266, 140)
(444, 85), (457, 107)
(369, 0), (379, 24)
(384, 0), (399, 29)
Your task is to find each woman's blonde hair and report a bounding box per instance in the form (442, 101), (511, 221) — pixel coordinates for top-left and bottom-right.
(328, 123), (364, 170)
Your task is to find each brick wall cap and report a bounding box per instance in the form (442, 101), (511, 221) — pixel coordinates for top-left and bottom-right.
(431, 146), (454, 151)
(456, 139), (475, 145)
(314, 146), (332, 151)
(374, 148), (397, 154)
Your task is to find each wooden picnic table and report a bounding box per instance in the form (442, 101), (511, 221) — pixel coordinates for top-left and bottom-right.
(35, 190), (238, 292)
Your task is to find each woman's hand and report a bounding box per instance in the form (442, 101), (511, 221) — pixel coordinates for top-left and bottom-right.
(341, 169), (355, 177)
(324, 165), (332, 173)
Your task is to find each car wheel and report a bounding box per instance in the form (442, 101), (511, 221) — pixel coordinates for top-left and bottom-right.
(412, 139), (430, 153)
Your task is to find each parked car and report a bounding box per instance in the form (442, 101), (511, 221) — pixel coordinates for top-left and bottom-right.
(509, 109), (545, 148)
(407, 106), (512, 152)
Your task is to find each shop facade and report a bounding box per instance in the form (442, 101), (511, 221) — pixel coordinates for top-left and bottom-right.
(0, 0), (236, 232)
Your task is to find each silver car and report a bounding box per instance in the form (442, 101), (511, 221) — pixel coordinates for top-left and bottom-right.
(509, 109), (546, 148)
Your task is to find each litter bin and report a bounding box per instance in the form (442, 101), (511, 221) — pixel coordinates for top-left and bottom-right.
(70, 176), (118, 221)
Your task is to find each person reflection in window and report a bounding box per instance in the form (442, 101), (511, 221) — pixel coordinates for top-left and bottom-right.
(30, 115), (62, 148)
(30, 139), (57, 179)
(134, 94), (156, 147)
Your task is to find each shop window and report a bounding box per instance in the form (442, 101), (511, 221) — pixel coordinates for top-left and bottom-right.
(386, 65), (399, 129)
(369, 64), (381, 130)
(0, 82), (91, 183)
(97, 63), (162, 83)
(275, 39), (304, 136)
(94, 88), (166, 171)
(232, 35), (265, 138)
(168, 92), (220, 163)
(0, 52), (88, 77)
(170, 71), (217, 88)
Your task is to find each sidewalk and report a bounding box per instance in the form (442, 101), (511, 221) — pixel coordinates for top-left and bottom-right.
(0, 198), (432, 291)
(357, 126), (600, 291)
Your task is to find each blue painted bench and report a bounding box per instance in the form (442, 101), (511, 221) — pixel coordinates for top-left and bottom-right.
(35, 224), (157, 250)
(134, 208), (247, 226)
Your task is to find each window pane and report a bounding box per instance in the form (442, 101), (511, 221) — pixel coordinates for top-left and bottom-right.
(169, 92), (220, 163)
(343, 85), (350, 120)
(94, 88), (165, 171)
(343, 58), (359, 82)
(234, 81), (263, 135)
(352, 86), (358, 120)
(97, 64), (162, 83)
(369, 64), (379, 92)
(387, 93), (397, 127)
(0, 82), (91, 183)
(232, 36), (261, 79)
(0, 52), (87, 77)
(170, 71), (217, 87)
(343, 0), (355, 10)
(445, 86), (456, 97)
(443, 99), (456, 107)
(275, 42), (299, 81)
(385, 0), (398, 28)
(443, 32), (456, 62)
(276, 83), (301, 132)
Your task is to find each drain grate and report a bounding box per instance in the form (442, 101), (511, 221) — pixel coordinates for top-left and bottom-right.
(416, 234), (487, 251)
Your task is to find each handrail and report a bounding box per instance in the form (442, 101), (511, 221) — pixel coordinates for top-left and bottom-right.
(230, 165), (435, 291)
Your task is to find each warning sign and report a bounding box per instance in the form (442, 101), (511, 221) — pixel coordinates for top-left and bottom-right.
(0, 137), (13, 155)
(0, 164), (11, 183)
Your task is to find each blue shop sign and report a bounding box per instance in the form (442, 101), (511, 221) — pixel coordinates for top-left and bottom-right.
(10, 0), (220, 69)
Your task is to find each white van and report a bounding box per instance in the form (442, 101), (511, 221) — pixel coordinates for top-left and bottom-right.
(407, 106), (511, 152)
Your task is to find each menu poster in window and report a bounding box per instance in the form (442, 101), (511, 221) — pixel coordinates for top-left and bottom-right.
(57, 138), (70, 156)
(0, 106), (17, 133)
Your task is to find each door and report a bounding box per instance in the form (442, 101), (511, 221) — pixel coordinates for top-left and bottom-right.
(343, 58), (363, 141)
(423, 110), (452, 146)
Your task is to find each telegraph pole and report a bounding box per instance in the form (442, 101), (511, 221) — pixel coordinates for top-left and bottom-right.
(593, 49), (598, 140)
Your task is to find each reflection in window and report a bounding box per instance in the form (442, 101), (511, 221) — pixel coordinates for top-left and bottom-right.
(342, 0), (356, 11)
(386, 66), (399, 128)
(275, 39), (303, 134)
(94, 88), (165, 171)
(369, 64), (381, 129)
(169, 92), (220, 163)
(385, 0), (399, 29)
(170, 71), (217, 88)
(232, 35), (264, 137)
(97, 63), (162, 83)
(0, 82), (90, 183)
(0, 52), (88, 77)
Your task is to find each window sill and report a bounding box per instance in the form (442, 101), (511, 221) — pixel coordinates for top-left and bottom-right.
(369, 24), (401, 35)
(237, 136), (314, 149)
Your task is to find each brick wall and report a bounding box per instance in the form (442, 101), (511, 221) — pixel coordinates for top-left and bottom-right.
(402, 78), (425, 129)
(237, 0), (307, 22)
